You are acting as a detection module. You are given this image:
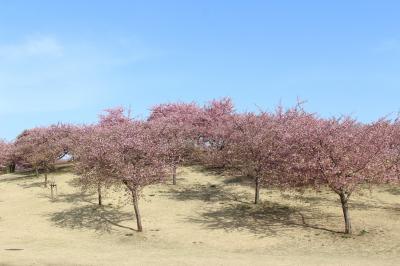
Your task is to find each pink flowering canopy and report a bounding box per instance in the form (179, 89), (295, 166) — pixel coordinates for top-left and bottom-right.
(196, 97), (236, 168)
(14, 124), (72, 170)
(148, 102), (203, 184)
(0, 139), (12, 169)
(2, 98), (399, 235)
(71, 107), (169, 231)
(302, 117), (393, 194)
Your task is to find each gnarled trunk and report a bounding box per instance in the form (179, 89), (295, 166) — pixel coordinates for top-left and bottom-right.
(132, 188), (143, 232)
(254, 176), (260, 204)
(339, 192), (352, 234)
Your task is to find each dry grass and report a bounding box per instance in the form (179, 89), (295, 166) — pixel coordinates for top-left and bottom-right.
(0, 165), (399, 265)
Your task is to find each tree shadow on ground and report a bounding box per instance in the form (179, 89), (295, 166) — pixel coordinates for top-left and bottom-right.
(48, 204), (135, 232)
(65, 177), (83, 188)
(165, 183), (252, 204)
(0, 167), (58, 184)
(385, 186), (400, 196)
(0, 173), (38, 183)
(19, 181), (45, 189)
(165, 172), (342, 235)
(349, 200), (400, 213)
(189, 165), (227, 176)
(39, 190), (97, 205)
(0, 163), (73, 183)
(56, 191), (97, 204)
(282, 191), (400, 215)
(53, 163), (74, 173)
(186, 201), (341, 236)
(223, 175), (253, 186)
(166, 181), (342, 235)
(280, 192), (336, 206)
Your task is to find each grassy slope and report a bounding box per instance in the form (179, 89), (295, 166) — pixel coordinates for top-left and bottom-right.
(0, 166), (399, 265)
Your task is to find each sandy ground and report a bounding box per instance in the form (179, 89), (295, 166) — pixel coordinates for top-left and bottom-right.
(0, 165), (399, 266)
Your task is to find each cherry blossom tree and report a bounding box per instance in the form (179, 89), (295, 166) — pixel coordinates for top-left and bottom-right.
(302, 117), (392, 234)
(271, 105), (321, 190)
(100, 109), (168, 231)
(196, 98), (236, 168)
(70, 125), (113, 206)
(108, 120), (168, 231)
(70, 108), (132, 206)
(226, 105), (311, 204)
(378, 119), (400, 188)
(0, 140), (13, 173)
(227, 112), (276, 204)
(14, 128), (47, 177)
(14, 124), (72, 186)
(148, 102), (201, 184)
(0, 139), (25, 174)
(73, 108), (168, 231)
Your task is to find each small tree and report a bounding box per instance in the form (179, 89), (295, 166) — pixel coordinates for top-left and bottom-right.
(384, 119), (400, 183)
(148, 102), (201, 185)
(197, 98), (236, 169)
(303, 117), (392, 234)
(70, 108), (133, 206)
(227, 105), (305, 204)
(228, 113), (273, 204)
(6, 144), (18, 173)
(102, 111), (168, 232)
(0, 140), (12, 173)
(71, 125), (114, 206)
(14, 124), (71, 186)
(76, 108), (168, 232)
(14, 128), (47, 178)
(119, 125), (166, 231)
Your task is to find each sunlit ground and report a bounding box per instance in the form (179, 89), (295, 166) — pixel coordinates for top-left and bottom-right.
(0, 165), (399, 265)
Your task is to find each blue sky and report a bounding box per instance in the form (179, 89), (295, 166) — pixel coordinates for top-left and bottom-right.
(1, 0), (400, 140)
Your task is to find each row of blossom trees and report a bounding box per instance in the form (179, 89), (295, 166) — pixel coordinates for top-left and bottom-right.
(0, 124), (71, 185)
(0, 98), (399, 234)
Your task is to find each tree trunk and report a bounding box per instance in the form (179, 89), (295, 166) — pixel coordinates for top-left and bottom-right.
(44, 167), (48, 188)
(8, 163), (15, 173)
(35, 167), (39, 177)
(132, 188), (143, 232)
(254, 176), (260, 204)
(172, 164), (177, 185)
(339, 192), (352, 234)
(97, 183), (102, 206)
(50, 184), (55, 200)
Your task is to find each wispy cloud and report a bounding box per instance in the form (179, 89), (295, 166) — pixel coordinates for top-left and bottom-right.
(0, 35), (63, 59)
(0, 33), (164, 116)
